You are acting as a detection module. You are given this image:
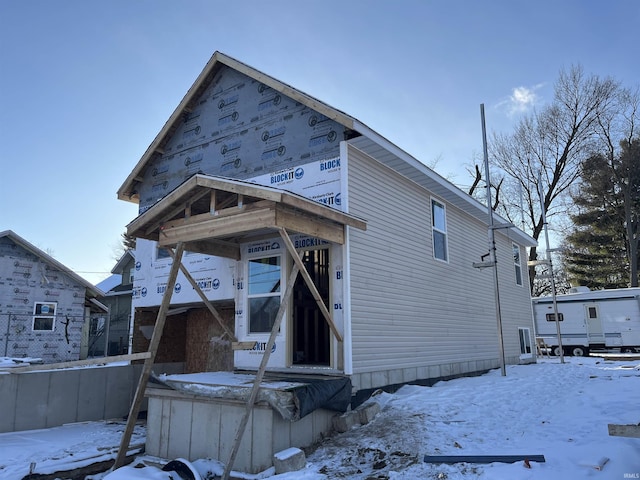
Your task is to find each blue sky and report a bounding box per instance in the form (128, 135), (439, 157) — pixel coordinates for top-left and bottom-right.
(1, 0), (638, 285)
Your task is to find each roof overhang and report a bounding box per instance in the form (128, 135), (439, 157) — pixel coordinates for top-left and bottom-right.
(346, 134), (537, 247)
(126, 174), (367, 259)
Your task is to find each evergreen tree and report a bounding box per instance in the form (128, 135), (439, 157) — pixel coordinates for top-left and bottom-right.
(563, 138), (640, 288)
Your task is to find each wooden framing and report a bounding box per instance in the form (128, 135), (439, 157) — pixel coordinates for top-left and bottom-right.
(114, 242), (185, 469)
(127, 174), (365, 245)
(117, 175), (366, 473)
(6, 352), (151, 373)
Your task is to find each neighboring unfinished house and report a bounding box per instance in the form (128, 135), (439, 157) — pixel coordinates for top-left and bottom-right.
(95, 249), (136, 357)
(0, 230), (108, 362)
(116, 52), (537, 472)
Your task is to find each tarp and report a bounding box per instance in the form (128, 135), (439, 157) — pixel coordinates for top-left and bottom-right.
(154, 372), (351, 421)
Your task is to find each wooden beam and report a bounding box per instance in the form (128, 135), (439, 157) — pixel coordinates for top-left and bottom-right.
(7, 352), (151, 373)
(222, 263), (301, 480)
(113, 242), (185, 470)
(278, 227), (343, 342)
(167, 247), (237, 342)
(424, 455), (546, 464)
(162, 200), (275, 230)
(183, 239), (241, 260)
(275, 208), (344, 244)
(195, 175), (283, 203)
(280, 193), (367, 231)
(608, 423), (640, 438)
(209, 190), (216, 213)
(159, 207), (276, 245)
(232, 341), (257, 350)
(141, 189), (212, 238)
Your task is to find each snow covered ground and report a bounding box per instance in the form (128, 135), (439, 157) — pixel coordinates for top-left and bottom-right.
(1, 356), (638, 479)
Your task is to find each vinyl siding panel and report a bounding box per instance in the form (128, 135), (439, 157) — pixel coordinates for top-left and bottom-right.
(346, 144), (534, 381)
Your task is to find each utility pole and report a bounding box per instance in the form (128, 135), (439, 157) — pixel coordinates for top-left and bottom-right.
(480, 104), (507, 376)
(537, 172), (564, 363)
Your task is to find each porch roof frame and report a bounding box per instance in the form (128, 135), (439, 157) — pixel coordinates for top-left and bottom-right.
(126, 173), (366, 259)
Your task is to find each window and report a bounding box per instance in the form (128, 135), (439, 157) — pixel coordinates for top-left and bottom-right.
(156, 245), (171, 260)
(33, 301), (57, 331)
(248, 256), (281, 333)
(518, 327), (532, 356)
(546, 312), (564, 322)
(513, 243), (523, 286)
(431, 199), (448, 261)
(587, 306), (598, 319)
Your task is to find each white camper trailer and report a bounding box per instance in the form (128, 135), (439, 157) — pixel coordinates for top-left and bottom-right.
(532, 287), (640, 356)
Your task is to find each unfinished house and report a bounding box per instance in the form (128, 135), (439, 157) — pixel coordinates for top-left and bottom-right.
(0, 230), (108, 363)
(95, 249), (136, 357)
(116, 52), (537, 473)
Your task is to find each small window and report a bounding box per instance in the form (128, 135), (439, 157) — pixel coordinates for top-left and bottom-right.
(513, 243), (523, 286)
(587, 306), (598, 319)
(248, 256), (282, 333)
(431, 199), (448, 261)
(546, 312), (564, 322)
(156, 245), (171, 260)
(33, 301), (57, 331)
(519, 327), (532, 356)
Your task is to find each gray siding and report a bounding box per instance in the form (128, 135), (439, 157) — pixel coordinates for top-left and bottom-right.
(346, 145), (534, 387)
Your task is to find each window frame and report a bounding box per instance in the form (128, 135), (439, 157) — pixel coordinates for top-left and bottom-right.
(431, 198), (449, 262)
(156, 244), (171, 261)
(545, 312), (564, 322)
(518, 327), (533, 358)
(246, 255), (283, 334)
(512, 243), (523, 286)
(33, 301), (57, 331)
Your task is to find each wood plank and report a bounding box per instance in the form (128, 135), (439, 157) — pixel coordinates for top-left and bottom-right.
(275, 208), (344, 244)
(183, 239), (241, 260)
(142, 189), (212, 238)
(195, 175), (283, 203)
(280, 193), (367, 231)
(113, 242), (185, 469)
(167, 247), (237, 341)
(279, 227), (343, 342)
(221, 263), (301, 480)
(163, 199), (275, 230)
(608, 423), (640, 438)
(232, 341), (257, 350)
(126, 177), (202, 233)
(7, 352), (151, 373)
(159, 208), (276, 245)
(424, 455), (546, 464)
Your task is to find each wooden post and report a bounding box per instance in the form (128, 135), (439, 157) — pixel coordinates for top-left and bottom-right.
(166, 248), (237, 341)
(112, 242), (185, 470)
(278, 227), (343, 342)
(221, 263), (301, 480)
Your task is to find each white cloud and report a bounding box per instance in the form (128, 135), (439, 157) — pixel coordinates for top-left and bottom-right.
(496, 83), (545, 116)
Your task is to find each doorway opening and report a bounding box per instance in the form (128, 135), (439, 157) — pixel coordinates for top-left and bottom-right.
(292, 248), (330, 366)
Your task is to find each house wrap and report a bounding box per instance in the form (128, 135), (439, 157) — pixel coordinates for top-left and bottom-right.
(0, 230), (107, 362)
(118, 51), (537, 395)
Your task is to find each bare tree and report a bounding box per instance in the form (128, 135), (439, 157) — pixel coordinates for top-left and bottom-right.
(489, 65), (620, 291)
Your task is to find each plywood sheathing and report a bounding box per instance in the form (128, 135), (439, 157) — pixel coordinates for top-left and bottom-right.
(132, 309), (187, 363)
(185, 307), (234, 373)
